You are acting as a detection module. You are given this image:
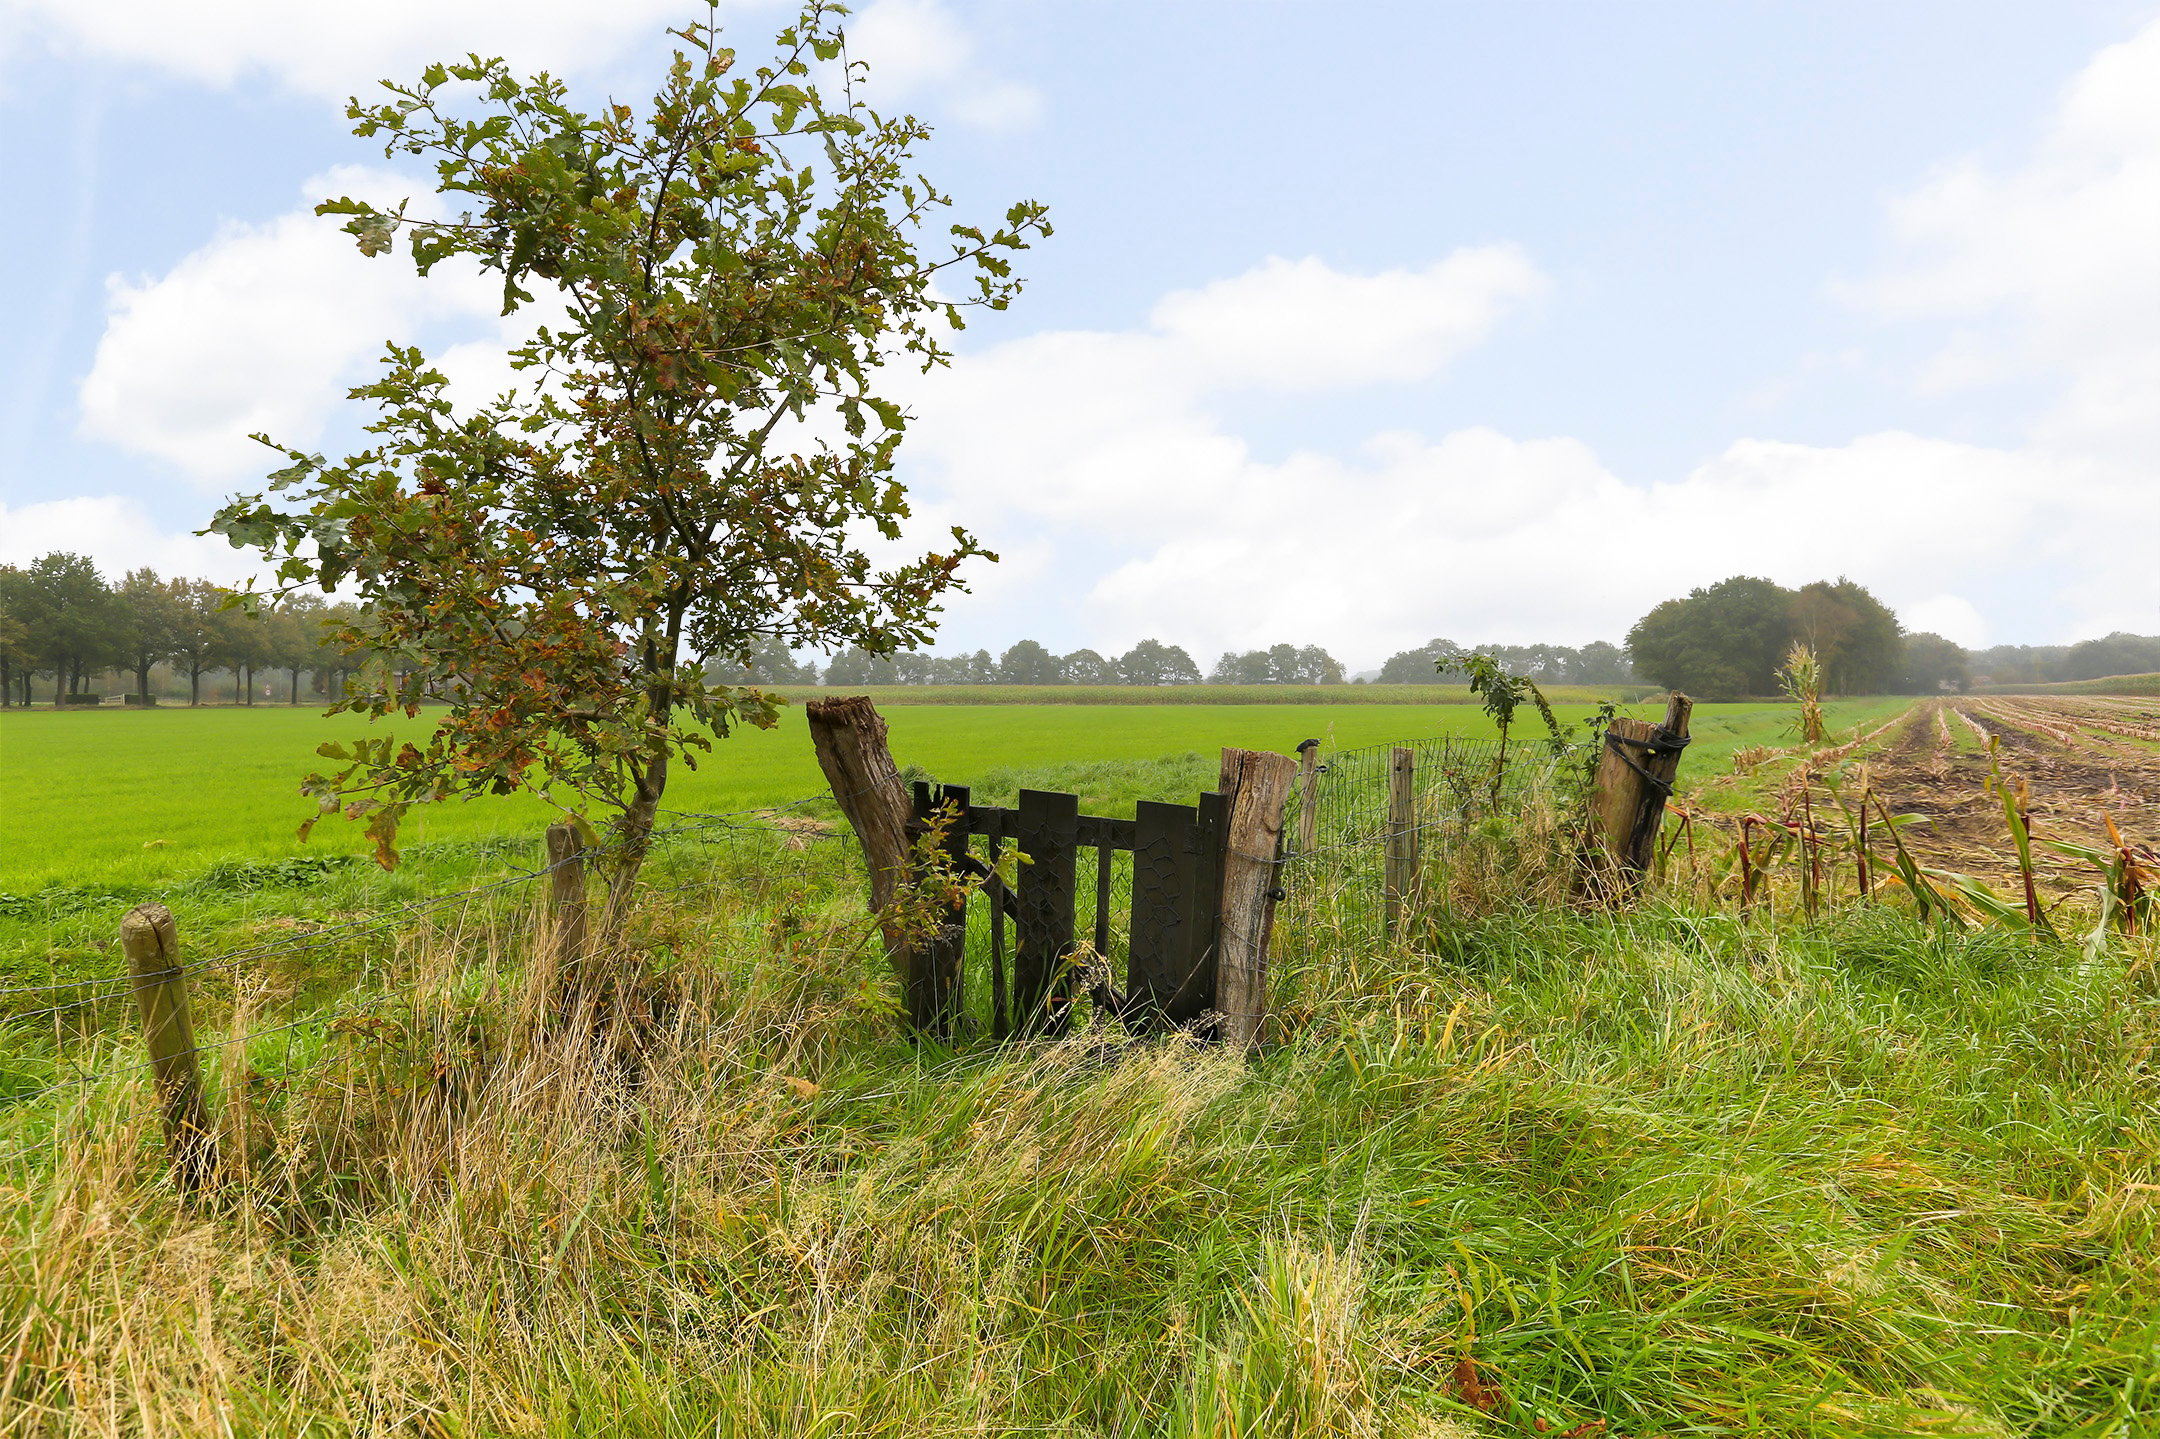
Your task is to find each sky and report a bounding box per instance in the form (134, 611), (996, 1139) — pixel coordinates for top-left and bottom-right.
(2, 0), (2157, 673)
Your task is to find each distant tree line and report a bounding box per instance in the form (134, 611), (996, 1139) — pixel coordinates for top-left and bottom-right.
(0, 552), (366, 707)
(1620, 573), (2160, 700)
(17, 551), (2141, 708)
(1375, 638), (1635, 686)
(720, 637), (1216, 687)
(1965, 635), (2160, 687)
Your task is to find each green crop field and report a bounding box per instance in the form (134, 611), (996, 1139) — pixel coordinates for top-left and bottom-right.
(0, 695), (1901, 896)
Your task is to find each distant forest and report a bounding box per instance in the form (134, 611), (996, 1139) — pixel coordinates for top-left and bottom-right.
(3, 552), (2153, 703)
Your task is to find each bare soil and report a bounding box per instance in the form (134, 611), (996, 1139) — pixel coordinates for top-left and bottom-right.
(1838, 698), (2160, 894)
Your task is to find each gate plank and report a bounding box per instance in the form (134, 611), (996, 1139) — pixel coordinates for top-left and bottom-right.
(1186, 790), (1227, 1027)
(1014, 788), (1080, 1035)
(1126, 800), (1190, 1031)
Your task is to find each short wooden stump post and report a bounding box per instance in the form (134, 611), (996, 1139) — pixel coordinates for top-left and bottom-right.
(120, 903), (218, 1194)
(1584, 692), (1694, 900)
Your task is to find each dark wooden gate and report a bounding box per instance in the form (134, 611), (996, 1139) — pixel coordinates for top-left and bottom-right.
(910, 782), (1229, 1038)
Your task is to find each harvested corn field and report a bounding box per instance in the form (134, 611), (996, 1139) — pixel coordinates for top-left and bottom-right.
(1803, 697), (2158, 897)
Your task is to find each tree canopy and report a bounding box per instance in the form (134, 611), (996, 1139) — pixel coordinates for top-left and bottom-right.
(1626, 575), (1902, 700)
(207, 2), (1050, 898)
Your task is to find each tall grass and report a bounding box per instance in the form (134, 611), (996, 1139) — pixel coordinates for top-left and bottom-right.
(6, 794), (2158, 1436)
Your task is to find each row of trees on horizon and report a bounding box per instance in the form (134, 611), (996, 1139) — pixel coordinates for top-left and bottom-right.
(1625, 574), (2160, 699)
(3, 553), (2151, 707)
(0, 553), (368, 707)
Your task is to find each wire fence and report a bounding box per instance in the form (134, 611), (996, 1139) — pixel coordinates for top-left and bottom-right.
(1275, 736), (1578, 949)
(0, 737), (1586, 1169)
(0, 798), (868, 1162)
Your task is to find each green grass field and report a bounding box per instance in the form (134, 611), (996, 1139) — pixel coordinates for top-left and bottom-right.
(0, 696), (1905, 895)
(1974, 671), (2160, 696)
(759, 682), (1666, 705)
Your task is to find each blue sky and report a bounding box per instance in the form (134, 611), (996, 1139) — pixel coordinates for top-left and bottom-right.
(3, 0), (2156, 670)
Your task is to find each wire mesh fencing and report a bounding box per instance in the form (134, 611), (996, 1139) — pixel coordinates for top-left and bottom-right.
(0, 801), (868, 1166)
(1273, 736), (1584, 967)
(3, 734), (1603, 1174)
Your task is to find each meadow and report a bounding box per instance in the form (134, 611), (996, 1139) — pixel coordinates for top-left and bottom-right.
(0, 693), (1899, 895)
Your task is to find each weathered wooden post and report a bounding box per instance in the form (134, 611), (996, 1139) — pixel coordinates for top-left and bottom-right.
(1295, 738), (1321, 855)
(1384, 746), (1418, 941)
(1584, 692), (1694, 899)
(1013, 787), (1081, 1036)
(544, 822), (590, 971)
(806, 696), (937, 1032)
(1215, 746), (1297, 1055)
(120, 904), (217, 1194)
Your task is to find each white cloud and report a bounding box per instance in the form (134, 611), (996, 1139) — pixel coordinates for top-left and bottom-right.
(1150, 250), (1547, 391)
(892, 247), (2148, 666)
(1843, 17), (2160, 461)
(846, 0), (972, 93)
(842, 0), (1043, 130)
(1, 0), (693, 100)
(0, 496), (269, 586)
(77, 168), (523, 487)
(3, 0), (1039, 130)
(1902, 595), (1990, 649)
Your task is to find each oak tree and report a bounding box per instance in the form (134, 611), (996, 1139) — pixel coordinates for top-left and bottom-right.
(210, 2), (1049, 923)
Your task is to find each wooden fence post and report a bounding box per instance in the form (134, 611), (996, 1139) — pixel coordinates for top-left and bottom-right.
(120, 903), (217, 1194)
(1384, 746), (1418, 941)
(805, 696), (931, 1029)
(1215, 747), (1297, 1055)
(1295, 738), (1321, 855)
(544, 822), (589, 972)
(1584, 692), (1694, 899)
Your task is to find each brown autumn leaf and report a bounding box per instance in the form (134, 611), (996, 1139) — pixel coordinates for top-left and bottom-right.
(1451, 1356), (1502, 1412)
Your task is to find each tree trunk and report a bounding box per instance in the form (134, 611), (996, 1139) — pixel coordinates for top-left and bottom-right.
(599, 736), (669, 943)
(189, 665), (201, 706)
(289, 668), (300, 705)
(136, 660), (152, 700)
(804, 695), (920, 1003)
